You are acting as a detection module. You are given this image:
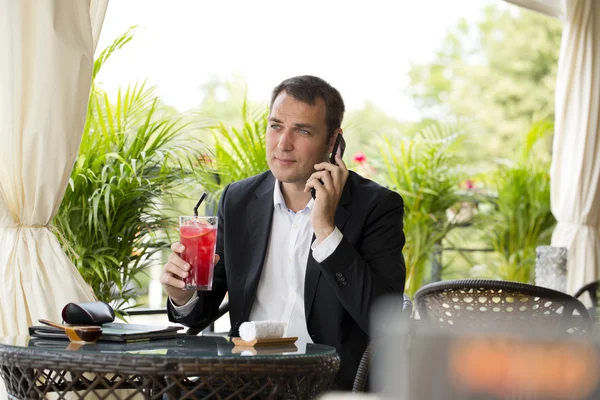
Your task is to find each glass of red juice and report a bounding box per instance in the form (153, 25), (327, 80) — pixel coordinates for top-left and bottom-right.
(179, 216), (218, 290)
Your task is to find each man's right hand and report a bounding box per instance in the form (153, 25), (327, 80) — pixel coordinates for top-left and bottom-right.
(161, 242), (193, 306)
(160, 242), (220, 306)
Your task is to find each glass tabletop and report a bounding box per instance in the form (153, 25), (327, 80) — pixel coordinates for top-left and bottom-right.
(0, 335), (337, 360)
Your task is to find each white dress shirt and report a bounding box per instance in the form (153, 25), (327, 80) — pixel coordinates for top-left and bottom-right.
(172, 180), (343, 344)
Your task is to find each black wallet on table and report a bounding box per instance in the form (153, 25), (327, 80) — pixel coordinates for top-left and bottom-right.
(62, 301), (115, 325)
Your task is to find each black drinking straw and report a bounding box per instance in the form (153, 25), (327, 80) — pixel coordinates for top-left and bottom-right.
(193, 193), (207, 217)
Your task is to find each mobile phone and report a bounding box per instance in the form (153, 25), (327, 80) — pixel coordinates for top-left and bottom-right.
(329, 134), (346, 165)
(311, 134), (346, 199)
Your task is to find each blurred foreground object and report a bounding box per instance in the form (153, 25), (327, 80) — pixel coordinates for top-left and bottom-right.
(371, 302), (600, 400)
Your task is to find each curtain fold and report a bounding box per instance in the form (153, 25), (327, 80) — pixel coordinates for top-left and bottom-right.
(0, 0), (109, 336)
(503, 0), (566, 19)
(549, 0), (600, 297)
(90, 0), (110, 52)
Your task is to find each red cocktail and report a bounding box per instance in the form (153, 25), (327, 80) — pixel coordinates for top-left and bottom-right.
(179, 216), (218, 290)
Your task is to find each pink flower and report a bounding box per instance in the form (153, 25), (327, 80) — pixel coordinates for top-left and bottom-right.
(353, 151), (367, 164)
(198, 154), (213, 166)
(463, 179), (474, 190)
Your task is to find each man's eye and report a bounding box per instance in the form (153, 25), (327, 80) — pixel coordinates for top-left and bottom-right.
(299, 129), (310, 135)
(270, 124), (281, 130)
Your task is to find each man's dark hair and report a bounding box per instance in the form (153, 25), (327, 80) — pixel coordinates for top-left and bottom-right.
(270, 75), (345, 140)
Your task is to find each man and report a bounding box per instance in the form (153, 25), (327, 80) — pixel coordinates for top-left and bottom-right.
(161, 75), (406, 390)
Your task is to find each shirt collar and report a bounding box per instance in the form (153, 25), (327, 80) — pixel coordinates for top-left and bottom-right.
(274, 179), (314, 213)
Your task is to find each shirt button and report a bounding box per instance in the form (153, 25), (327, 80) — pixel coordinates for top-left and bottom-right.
(293, 224), (298, 229)
(336, 273), (342, 278)
(288, 257), (292, 263)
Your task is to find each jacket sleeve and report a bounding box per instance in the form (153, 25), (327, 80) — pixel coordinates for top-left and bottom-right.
(166, 185), (230, 329)
(317, 189), (406, 333)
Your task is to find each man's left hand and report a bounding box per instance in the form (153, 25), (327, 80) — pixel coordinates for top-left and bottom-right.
(305, 154), (349, 244)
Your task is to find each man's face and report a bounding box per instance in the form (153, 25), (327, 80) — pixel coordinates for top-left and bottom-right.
(266, 91), (332, 185)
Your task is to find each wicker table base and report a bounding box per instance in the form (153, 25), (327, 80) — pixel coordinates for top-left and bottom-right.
(0, 337), (340, 399)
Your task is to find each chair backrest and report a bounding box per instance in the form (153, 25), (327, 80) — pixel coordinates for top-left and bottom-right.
(574, 280), (600, 312)
(415, 279), (591, 334)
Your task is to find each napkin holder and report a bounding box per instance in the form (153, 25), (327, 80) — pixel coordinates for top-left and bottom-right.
(232, 336), (298, 347)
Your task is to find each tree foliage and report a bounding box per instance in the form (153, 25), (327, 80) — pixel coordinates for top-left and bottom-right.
(408, 4), (562, 166)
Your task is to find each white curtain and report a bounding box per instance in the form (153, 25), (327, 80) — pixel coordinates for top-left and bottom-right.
(0, 0), (109, 336)
(503, 0), (566, 19)
(505, 0), (600, 296)
(550, 0), (600, 296)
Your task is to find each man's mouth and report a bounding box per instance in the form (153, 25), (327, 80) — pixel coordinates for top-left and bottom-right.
(275, 157), (296, 164)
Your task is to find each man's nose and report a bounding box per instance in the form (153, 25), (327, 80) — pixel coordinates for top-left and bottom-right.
(278, 130), (294, 151)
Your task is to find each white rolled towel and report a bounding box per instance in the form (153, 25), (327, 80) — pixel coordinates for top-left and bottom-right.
(239, 320), (286, 342)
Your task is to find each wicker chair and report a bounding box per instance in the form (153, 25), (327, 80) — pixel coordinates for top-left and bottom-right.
(415, 279), (591, 334)
(352, 293), (413, 393)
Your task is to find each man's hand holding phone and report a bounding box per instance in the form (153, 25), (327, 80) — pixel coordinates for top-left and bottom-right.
(305, 134), (348, 245)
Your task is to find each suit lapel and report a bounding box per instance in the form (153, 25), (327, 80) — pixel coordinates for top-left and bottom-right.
(304, 177), (353, 321)
(242, 173), (275, 322)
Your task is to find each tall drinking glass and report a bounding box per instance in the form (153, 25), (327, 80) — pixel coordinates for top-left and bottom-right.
(179, 216), (218, 290)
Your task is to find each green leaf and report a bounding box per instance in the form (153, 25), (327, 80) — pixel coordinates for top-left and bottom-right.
(54, 29), (200, 314)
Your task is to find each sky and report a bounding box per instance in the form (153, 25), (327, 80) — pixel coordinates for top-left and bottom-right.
(96, 0), (495, 121)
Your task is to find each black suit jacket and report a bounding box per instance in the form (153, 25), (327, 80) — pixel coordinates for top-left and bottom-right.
(168, 170), (406, 389)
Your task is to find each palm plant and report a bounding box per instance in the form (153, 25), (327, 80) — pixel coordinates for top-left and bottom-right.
(193, 100), (270, 204)
(475, 120), (555, 282)
(54, 28), (198, 315)
(373, 122), (465, 296)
